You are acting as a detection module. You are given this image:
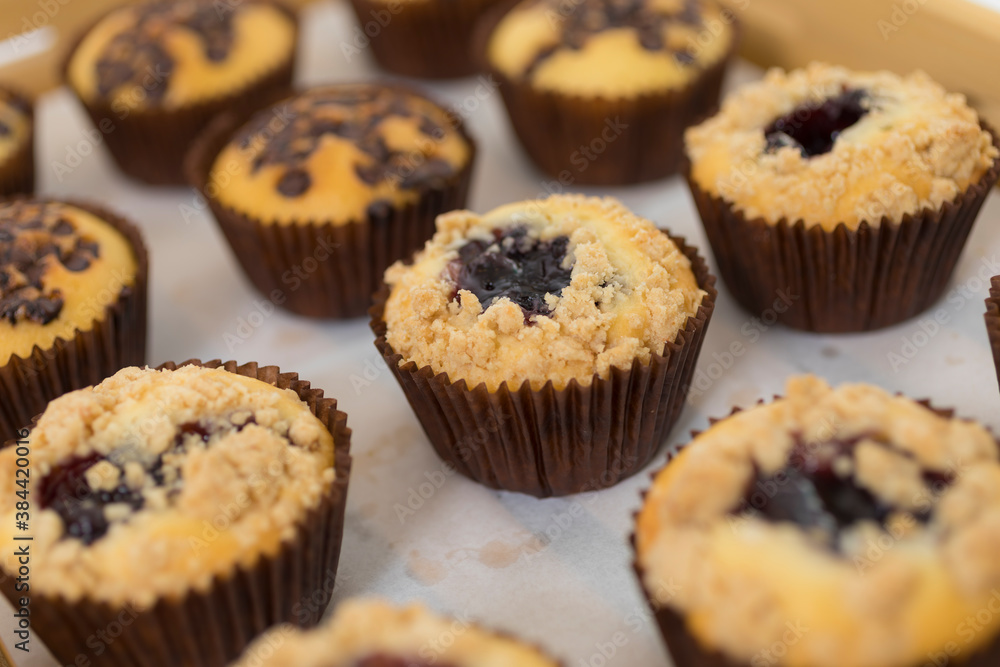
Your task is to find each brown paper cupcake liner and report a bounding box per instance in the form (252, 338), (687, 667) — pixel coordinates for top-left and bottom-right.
(986, 276), (1000, 393)
(185, 85), (477, 319)
(348, 0), (501, 78)
(370, 232), (717, 497)
(0, 88), (34, 197)
(1, 359), (353, 667)
(475, 4), (737, 185)
(686, 124), (1000, 333)
(0, 198), (148, 442)
(631, 400), (1000, 667)
(62, 2), (298, 186)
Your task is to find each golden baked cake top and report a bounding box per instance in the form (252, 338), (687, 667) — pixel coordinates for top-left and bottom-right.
(383, 194), (704, 392)
(67, 0), (295, 111)
(0, 365), (335, 606)
(487, 0), (735, 98)
(0, 89), (30, 167)
(635, 375), (1000, 667)
(686, 63), (999, 231)
(0, 200), (137, 365)
(232, 598), (559, 667)
(209, 84), (472, 225)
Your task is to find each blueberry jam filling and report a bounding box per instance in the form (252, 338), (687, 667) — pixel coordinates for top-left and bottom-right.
(764, 88), (870, 157)
(735, 437), (952, 549)
(446, 225), (573, 320)
(39, 417), (259, 545)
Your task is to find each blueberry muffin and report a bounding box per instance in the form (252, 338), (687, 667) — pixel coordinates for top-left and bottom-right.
(635, 375), (1000, 667)
(372, 194), (716, 496)
(189, 83), (476, 318)
(232, 599), (559, 666)
(0, 199), (147, 442)
(484, 0), (737, 184)
(0, 361), (352, 667)
(0, 88), (34, 197)
(348, 0), (504, 78)
(65, 0), (297, 184)
(686, 63), (1000, 332)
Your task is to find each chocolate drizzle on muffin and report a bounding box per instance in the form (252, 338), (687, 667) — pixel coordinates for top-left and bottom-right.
(0, 203), (103, 326)
(94, 0), (237, 101)
(232, 87), (459, 199)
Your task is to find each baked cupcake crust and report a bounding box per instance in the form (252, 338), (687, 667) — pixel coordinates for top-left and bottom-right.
(383, 194), (704, 392)
(487, 0), (734, 98)
(636, 375), (1000, 667)
(208, 84), (473, 225)
(0, 200), (138, 365)
(0, 365), (336, 606)
(686, 63), (999, 231)
(232, 598), (559, 666)
(66, 0), (296, 111)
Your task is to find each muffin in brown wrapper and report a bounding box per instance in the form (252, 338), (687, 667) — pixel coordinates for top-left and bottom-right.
(0, 199), (148, 441)
(348, 0), (501, 78)
(370, 233), (716, 497)
(0, 88), (34, 197)
(63, 2), (298, 186)
(186, 88), (477, 319)
(2, 359), (352, 667)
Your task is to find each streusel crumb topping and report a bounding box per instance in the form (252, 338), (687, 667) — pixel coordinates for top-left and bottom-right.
(636, 375), (1000, 667)
(383, 194), (704, 392)
(686, 63), (999, 230)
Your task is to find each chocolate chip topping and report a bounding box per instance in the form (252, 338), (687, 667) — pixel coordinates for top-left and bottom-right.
(0, 203), (104, 326)
(93, 0), (237, 102)
(525, 0), (704, 76)
(232, 86), (461, 200)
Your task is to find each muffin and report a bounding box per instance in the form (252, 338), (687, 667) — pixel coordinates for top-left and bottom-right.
(483, 0), (737, 185)
(188, 83), (476, 318)
(634, 375), (1000, 667)
(371, 194), (716, 496)
(65, 0), (297, 185)
(986, 276), (1000, 392)
(0, 199), (147, 441)
(0, 88), (34, 197)
(686, 63), (1000, 332)
(0, 361), (352, 667)
(232, 598), (559, 666)
(348, 0), (503, 78)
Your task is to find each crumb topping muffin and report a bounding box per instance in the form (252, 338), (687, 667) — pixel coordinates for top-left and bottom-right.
(232, 598), (559, 666)
(383, 194), (704, 391)
(0, 365), (336, 606)
(0, 89), (30, 168)
(487, 0), (735, 98)
(208, 84), (472, 225)
(0, 200), (138, 365)
(66, 0), (295, 112)
(636, 375), (1000, 667)
(686, 63), (999, 231)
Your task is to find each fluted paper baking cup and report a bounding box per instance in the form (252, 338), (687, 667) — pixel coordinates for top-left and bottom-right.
(985, 276), (1000, 393)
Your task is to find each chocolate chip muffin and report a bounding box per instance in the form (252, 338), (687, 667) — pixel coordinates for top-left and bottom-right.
(188, 83), (476, 318)
(685, 63), (1000, 332)
(0, 88), (34, 197)
(65, 0), (297, 185)
(0, 361), (352, 667)
(231, 599), (559, 666)
(483, 0), (737, 184)
(371, 194), (716, 496)
(0, 199), (147, 442)
(634, 375), (1000, 667)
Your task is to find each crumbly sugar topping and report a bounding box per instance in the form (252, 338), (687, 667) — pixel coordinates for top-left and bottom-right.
(0, 365), (335, 606)
(686, 63), (999, 230)
(231, 598), (559, 667)
(636, 375), (1000, 667)
(383, 194), (704, 392)
(488, 0), (734, 97)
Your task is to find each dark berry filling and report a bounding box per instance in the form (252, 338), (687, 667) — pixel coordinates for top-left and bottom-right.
(736, 437), (951, 549)
(764, 89), (870, 157)
(446, 225), (573, 320)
